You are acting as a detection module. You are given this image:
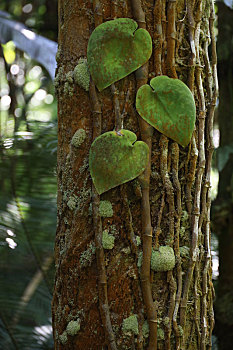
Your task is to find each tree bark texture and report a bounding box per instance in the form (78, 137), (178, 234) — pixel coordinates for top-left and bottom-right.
(52, 1), (217, 349)
(213, 3), (233, 350)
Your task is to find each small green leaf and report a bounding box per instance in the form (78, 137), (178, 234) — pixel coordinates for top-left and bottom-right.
(89, 130), (149, 194)
(136, 76), (196, 147)
(87, 18), (152, 91)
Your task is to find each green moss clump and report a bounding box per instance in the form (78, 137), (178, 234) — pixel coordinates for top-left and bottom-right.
(66, 320), (81, 336)
(99, 200), (113, 218)
(80, 241), (96, 267)
(178, 325), (183, 337)
(182, 210), (189, 222)
(180, 210), (190, 238)
(136, 236), (141, 246)
(122, 315), (139, 335)
(74, 59), (90, 91)
(67, 196), (77, 210)
(157, 328), (165, 340)
(54, 66), (65, 90)
(56, 48), (62, 62)
(71, 129), (86, 148)
(59, 331), (68, 344)
(142, 321), (149, 338)
(151, 246), (175, 272)
(137, 251), (143, 268)
(180, 246), (190, 258)
(64, 81), (74, 96)
(163, 316), (170, 326)
(66, 71), (74, 84)
(102, 230), (115, 249)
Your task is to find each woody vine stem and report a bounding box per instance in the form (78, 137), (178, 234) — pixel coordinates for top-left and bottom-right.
(89, 1), (117, 349)
(131, 1), (157, 350)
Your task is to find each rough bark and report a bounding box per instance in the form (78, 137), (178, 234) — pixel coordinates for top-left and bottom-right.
(52, 1), (217, 349)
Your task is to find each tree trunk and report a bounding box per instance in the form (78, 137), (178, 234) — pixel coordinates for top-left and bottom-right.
(213, 3), (233, 350)
(52, 1), (217, 349)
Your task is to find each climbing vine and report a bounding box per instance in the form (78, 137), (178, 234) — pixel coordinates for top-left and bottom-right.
(53, 0), (218, 349)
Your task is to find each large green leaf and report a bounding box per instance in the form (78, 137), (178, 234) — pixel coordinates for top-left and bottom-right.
(87, 18), (152, 91)
(89, 130), (149, 194)
(136, 76), (196, 147)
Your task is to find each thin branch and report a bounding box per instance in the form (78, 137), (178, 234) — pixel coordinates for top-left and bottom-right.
(175, 5), (187, 61)
(130, 1), (157, 349)
(91, 184), (117, 350)
(161, 0), (167, 73)
(180, 2), (206, 345)
(185, 136), (198, 218)
(200, 2), (218, 348)
(121, 184), (138, 256)
(166, 0), (178, 78)
(121, 81), (132, 124)
(111, 83), (122, 131)
(159, 135), (176, 348)
(171, 143), (183, 350)
(187, 0), (196, 91)
(159, 135), (175, 246)
(154, 192), (165, 249)
(111, 0), (118, 19)
(130, 0), (146, 26)
(93, 0), (103, 27)
(153, 0), (162, 76)
(89, 4), (117, 348)
(165, 271), (176, 350)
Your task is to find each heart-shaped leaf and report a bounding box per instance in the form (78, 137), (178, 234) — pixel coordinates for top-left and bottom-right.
(87, 18), (152, 91)
(136, 76), (196, 147)
(89, 130), (149, 194)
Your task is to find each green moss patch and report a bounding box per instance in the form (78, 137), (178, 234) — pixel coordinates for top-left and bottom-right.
(102, 230), (115, 249)
(99, 200), (113, 217)
(71, 128), (86, 148)
(66, 320), (81, 336)
(59, 331), (68, 344)
(122, 315), (139, 335)
(74, 59), (90, 91)
(151, 246), (175, 272)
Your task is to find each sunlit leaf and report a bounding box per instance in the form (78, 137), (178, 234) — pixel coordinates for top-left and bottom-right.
(89, 129), (149, 194)
(136, 76), (196, 147)
(87, 18), (152, 91)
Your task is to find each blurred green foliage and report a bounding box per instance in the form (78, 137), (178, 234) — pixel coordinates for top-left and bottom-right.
(0, 0), (57, 348)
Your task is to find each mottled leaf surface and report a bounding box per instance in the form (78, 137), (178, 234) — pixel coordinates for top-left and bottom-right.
(89, 130), (149, 194)
(136, 76), (196, 147)
(87, 18), (152, 91)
